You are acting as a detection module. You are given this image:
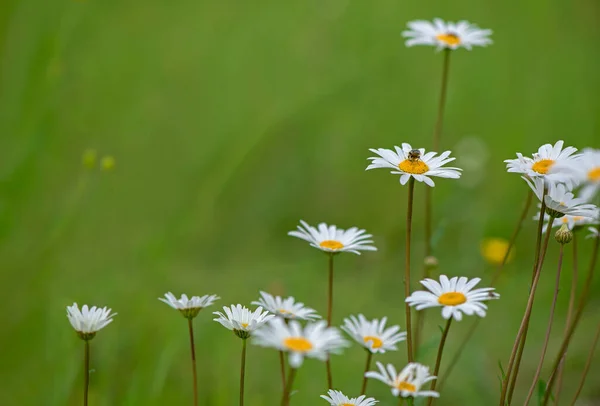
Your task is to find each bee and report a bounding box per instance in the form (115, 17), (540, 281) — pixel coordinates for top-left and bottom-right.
(407, 149), (421, 161)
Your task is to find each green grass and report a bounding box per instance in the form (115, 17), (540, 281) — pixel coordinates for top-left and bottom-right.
(1, 0), (599, 404)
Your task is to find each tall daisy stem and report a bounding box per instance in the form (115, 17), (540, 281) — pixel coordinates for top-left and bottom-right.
(188, 319), (198, 406)
(239, 338), (247, 406)
(553, 233), (578, 404)
(499, 213), (555, 406)
(405, 177), (415, 362)
(83, 340), (90, 406)
(541, 231), (599, 405)
(398, 397), (405, 406)
(360, 351), (373, 395)
(523, 244), (565, 406)
(279, 351), (286, 393)
(569, 320), (600, 406)
(326, 253), (334, 388)
(280, 367), (297, 406)
(426, 318), (452, 406)
(438, 189), (532, 391)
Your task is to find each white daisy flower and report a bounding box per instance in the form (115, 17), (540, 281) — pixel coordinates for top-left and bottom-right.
(406, 275), (499, 321)
(402, 18), (492, 50)
(365, 362), (439, 398)
(586, 227), (599, 239)
(341, 314), (406, 354)
(504, 141), (579, 184)
(251, 291), (320, 321)
(366, 143), (462, 187)
(551, 148), (600, 201)
(540, 211), (600, 231)
(252, 318), (349, 368)
(524, 177), (598, 219)
(67, 303), (116, 340)
(288, 220), (377, 255)
(213, 304), (274, 339)
(321, 390), (378, 406)
(159, 292), (220, 319)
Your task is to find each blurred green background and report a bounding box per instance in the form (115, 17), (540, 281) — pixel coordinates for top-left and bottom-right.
(1, 0), (599, 404)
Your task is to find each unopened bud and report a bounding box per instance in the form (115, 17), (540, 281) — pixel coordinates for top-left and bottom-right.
(555, 224), (573, 245)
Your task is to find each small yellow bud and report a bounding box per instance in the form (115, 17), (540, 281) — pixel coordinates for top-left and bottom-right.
(100, 156), (116, 171)
(82, 149), (97, 169)
(555, 224), (573, 245)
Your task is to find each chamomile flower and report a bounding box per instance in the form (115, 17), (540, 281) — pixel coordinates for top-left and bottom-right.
(541, 211), (600, 231)
(406, 275), (498, 321)
(159, 292), (220, 319)
(321, 390), (378, 406)
(288, 220), (377, 255)
(586, 227), (599, 239)
(252, 318), (349, 368)
(251, 291), (320, 321)
(552, 148), (600, 201)
(366, 144), (462, 187)
(505, 141), (579, 184)
(67, 303), (116, 340)
(524, 177), (598, 219)
(365, 362), (439, 398)
(402, 18), (492, 50)
(341, 314), (406, 354)
(213, 305), (274, 339)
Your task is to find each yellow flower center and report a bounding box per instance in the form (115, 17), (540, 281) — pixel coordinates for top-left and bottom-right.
(283, 337), (313, 352)
(588, 167), (600, 181)
(396, 381), (417, 392)
(278, 309), (290, 314)
(531, 159), (554, 174)
(436, 33), (461, 46)
(562, 216), (583, 223)
(319, 240), (344, 250)
(241, 323), (249, 328)
(341, 404), (355, 406)
(398, 159), (429, 174)
(438, 292), (467, 306)
(481, 238), (514, 265)
(363, 335), (383, 349)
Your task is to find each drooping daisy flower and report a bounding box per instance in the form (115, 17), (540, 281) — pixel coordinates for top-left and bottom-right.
(480, 238), (514, 266)
(159, 292), (220, 319)
(551, 148), (600, 200)
(366, 144), (461, 187)
(341, 314), (406, 354)
(505, 141), (579, 184)
(321, 390), (379, 406)
(406, 275), (499, 321)
(524, 177), (598, 219)
(288, 220), (377, 255)
(67, 303), (116, 340)
(586, 227), (599, 239)
(252, 318), (349, 368)
(402, 18), (492, 50)
(251, 291), (320, 321)
(541, 211), (600, 231)
(213, 305), (274, 339)
(365, 362), (439, 398)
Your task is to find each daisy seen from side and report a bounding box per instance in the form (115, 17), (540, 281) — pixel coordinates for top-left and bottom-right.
(67, 303), (116, 340)
(252, 291), (320, 321)
(288, 220), (377, 255)
(366, 144), (461, 187)
(365, 362), (439, 398)
(402, 18), (492, 50)
(213, 304), (274, 339)
(321, 390), (378, 406)
(341, 314), (406, 354)
(524, 177), (599, 219)
(505, 141), (578, 183)
(159, 292), (220, 319)
(406, 275), (499, 321)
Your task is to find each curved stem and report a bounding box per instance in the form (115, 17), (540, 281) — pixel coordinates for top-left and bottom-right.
(554, 232), (578, 405)
(542, 231), (599, 405)
(523, 244), (565, 406)
(326, 253), (334, 388)
(239, 338), (247, 406)
(188, 319), (198, 406)
(438, 190), (532, 392)
(426, 318), (452, 406)
(405, 178), (415, 362)
(569, 321), (600, 406)
(499, 213), (554, 406)
(280, 367), (297, 406)
(360, 351), (373, 395)
(83, 340), (90, 406)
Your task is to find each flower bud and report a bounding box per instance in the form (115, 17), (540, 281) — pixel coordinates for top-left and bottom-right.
(555, 224), (573, 245)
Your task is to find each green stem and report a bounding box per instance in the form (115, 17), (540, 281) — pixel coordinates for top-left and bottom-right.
(569, 320), (600, 406)
(279, 351), (286, 393)
(426, 318), (452, 406)
(240, 338), (247, 406)
(83, 340), (90, 406)
(326, 253), (334, 388)
(188, 319), (198, 406)
(281, 367), (297, 406)
(360, 351), (373, 395)
(405, 177), (415, 362)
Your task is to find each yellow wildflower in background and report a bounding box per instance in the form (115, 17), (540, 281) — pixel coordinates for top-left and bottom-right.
(480, 238), (514, 266)
(101, 156), (116, 171)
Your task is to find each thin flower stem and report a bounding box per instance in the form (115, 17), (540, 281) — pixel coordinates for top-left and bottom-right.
(405, 177), (416, 362)
(279, 351), (286, 393)
(280, 367), (297, 406)
(553, 233), (578, 405)
(83, 340), (90, 406)
(188, 319), (198, 406)
(360, 351), (373, 395)
(542, 231), (600, 405)
(499, 214), (555, 406)
(504, 190), (548, 405)
(433, 48), (451, 151)
(523, 244), (565, 406)
(426, 318), (452, 406)
(569, 321), (600, 406)
(438, 189), (532, 391)
(398, 396), (406, 406)
(239, 338), (247, 406)
(326, 253), (334, 389)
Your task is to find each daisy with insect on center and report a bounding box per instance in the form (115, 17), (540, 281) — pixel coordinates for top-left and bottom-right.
(321, 389), (379, 406)
(365, 362), (439, 399)
(402, 18), (492, 51)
